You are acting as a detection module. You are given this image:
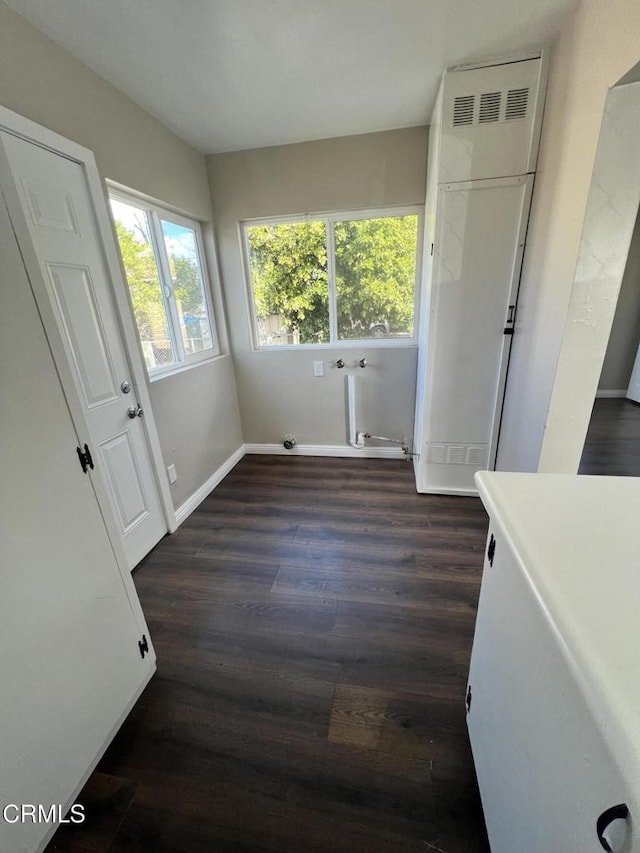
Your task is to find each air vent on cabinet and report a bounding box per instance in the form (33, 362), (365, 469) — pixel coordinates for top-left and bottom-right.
(466, 445), (489, 467)
(505, 87), (529, 120)
(453, 95), (475, 126)
(426, 442), (489, 467)
(479, 92), (501, 123)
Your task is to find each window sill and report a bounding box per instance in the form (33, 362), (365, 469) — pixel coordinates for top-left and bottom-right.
(148, 351), (224, 382)
(252, 339), (417, 353)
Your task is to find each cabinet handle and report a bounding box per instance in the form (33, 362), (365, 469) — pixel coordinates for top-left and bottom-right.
(487, 533), (496, 566)
(597, 803), (629, 851)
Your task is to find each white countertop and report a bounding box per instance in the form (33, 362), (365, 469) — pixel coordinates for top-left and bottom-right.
(475, 471), (640, 797)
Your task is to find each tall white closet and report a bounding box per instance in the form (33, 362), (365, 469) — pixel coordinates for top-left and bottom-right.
(414, 54), (548, 494)
(0, 111), (156, 853)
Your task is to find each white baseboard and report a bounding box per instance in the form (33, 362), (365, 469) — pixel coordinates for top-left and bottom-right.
(174, 444), (246, 527)
(596, 389), (627, 398)
(243, 442), (405, 459)
(415, 486), (479, 497)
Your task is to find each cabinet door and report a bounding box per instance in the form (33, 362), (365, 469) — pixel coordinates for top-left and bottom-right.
(416, 175), (532, 494)
(0, 191), (155, 853)
(467, 528), (634, 853)
(439, 58), (544, 184)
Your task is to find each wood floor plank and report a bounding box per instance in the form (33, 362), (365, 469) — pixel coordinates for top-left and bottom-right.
(47, 773), (137, 853)
(48, 455), (489, 852)
(580, 397), (640, 476)
(293, 521), (487, 556)
(272, 564), (481, 611)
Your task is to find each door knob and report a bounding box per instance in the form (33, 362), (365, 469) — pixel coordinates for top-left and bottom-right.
(127, 405), (144, 419)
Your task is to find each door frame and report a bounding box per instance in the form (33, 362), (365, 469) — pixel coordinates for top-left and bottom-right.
(537, 79), (640, 472)
(0, 105), (176, 557)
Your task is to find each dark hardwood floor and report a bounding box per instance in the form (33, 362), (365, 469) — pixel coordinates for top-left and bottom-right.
(49, 455), (490, 853)
(579, 397), (640, 475)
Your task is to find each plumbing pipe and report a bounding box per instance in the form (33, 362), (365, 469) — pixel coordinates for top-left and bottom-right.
(364, 433), (404, 444)
(363, 433), (414, 459)
(347, 374), (365, 448)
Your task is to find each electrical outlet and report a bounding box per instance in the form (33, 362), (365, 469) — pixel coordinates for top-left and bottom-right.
(313, 360), (324, 377)
(167, 464), (178, 484)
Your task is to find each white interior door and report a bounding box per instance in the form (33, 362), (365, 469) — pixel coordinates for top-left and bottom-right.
(417, 174), (532, 494)
(0, 129), (166, 569)
(0, 191), (155, 853)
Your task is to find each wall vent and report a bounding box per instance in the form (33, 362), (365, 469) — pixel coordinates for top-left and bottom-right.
(479, 92), (501, 123)
(426, 443), (489, 467)
(453, 95), (475, 126)
(505, 87), (529, 120)
(451, 87), (531, 128)
(466, 445), (489, 467)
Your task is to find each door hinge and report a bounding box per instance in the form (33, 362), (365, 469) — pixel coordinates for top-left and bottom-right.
(138, 634), (149, 659)
(465, 684), (472, 714)
(487, 533), (496, 566)
(430, 242), (434, 256)
(76, 443), (94, 474)
(504, 304), (516, 335)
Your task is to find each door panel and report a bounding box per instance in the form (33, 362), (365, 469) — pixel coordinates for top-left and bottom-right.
(47, 263), (120, 406)
(100, 432), (150, 531)
(417, 175), (532, 493)
(0, 130), (165, 568)
(22, 176), (80, 233)
(0, 192), (155, 853)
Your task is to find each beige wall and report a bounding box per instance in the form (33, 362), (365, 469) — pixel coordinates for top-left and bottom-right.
(497, 0), (640, 472)
(598, 208), (640, 391)
(0, 1), (243, 509)
(207, 127), (427, 448)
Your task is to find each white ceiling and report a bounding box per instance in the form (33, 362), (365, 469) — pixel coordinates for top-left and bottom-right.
(6, 0), (579, 154)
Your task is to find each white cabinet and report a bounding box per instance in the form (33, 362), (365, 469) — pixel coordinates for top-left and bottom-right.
(0, 122), (155, 851)
(439, 58), (547, 184)
(414, 55), (547, 495)
(468, 472), (640, 853)
(418, 175), (532, 492)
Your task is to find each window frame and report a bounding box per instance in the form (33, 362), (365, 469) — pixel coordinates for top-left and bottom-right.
(108, 187), (219, 380)
(240, 205), (424, 350)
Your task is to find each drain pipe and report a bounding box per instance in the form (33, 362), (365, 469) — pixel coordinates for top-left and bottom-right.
(347, 374), (365, 448)
(347, 375), (412, 456)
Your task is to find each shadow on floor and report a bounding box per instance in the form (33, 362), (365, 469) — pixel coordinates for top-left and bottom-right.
(580, 398), (640, 476)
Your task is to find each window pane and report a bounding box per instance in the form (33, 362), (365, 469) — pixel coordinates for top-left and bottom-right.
(334, 215), (419, 340)
(246, 221), (329, 345)
(110, 199), (177, 370)
(160, 220), (213, 356)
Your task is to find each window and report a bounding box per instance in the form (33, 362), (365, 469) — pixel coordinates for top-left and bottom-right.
(109, 192), (217, 376)
(243, 208), (421, 347)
